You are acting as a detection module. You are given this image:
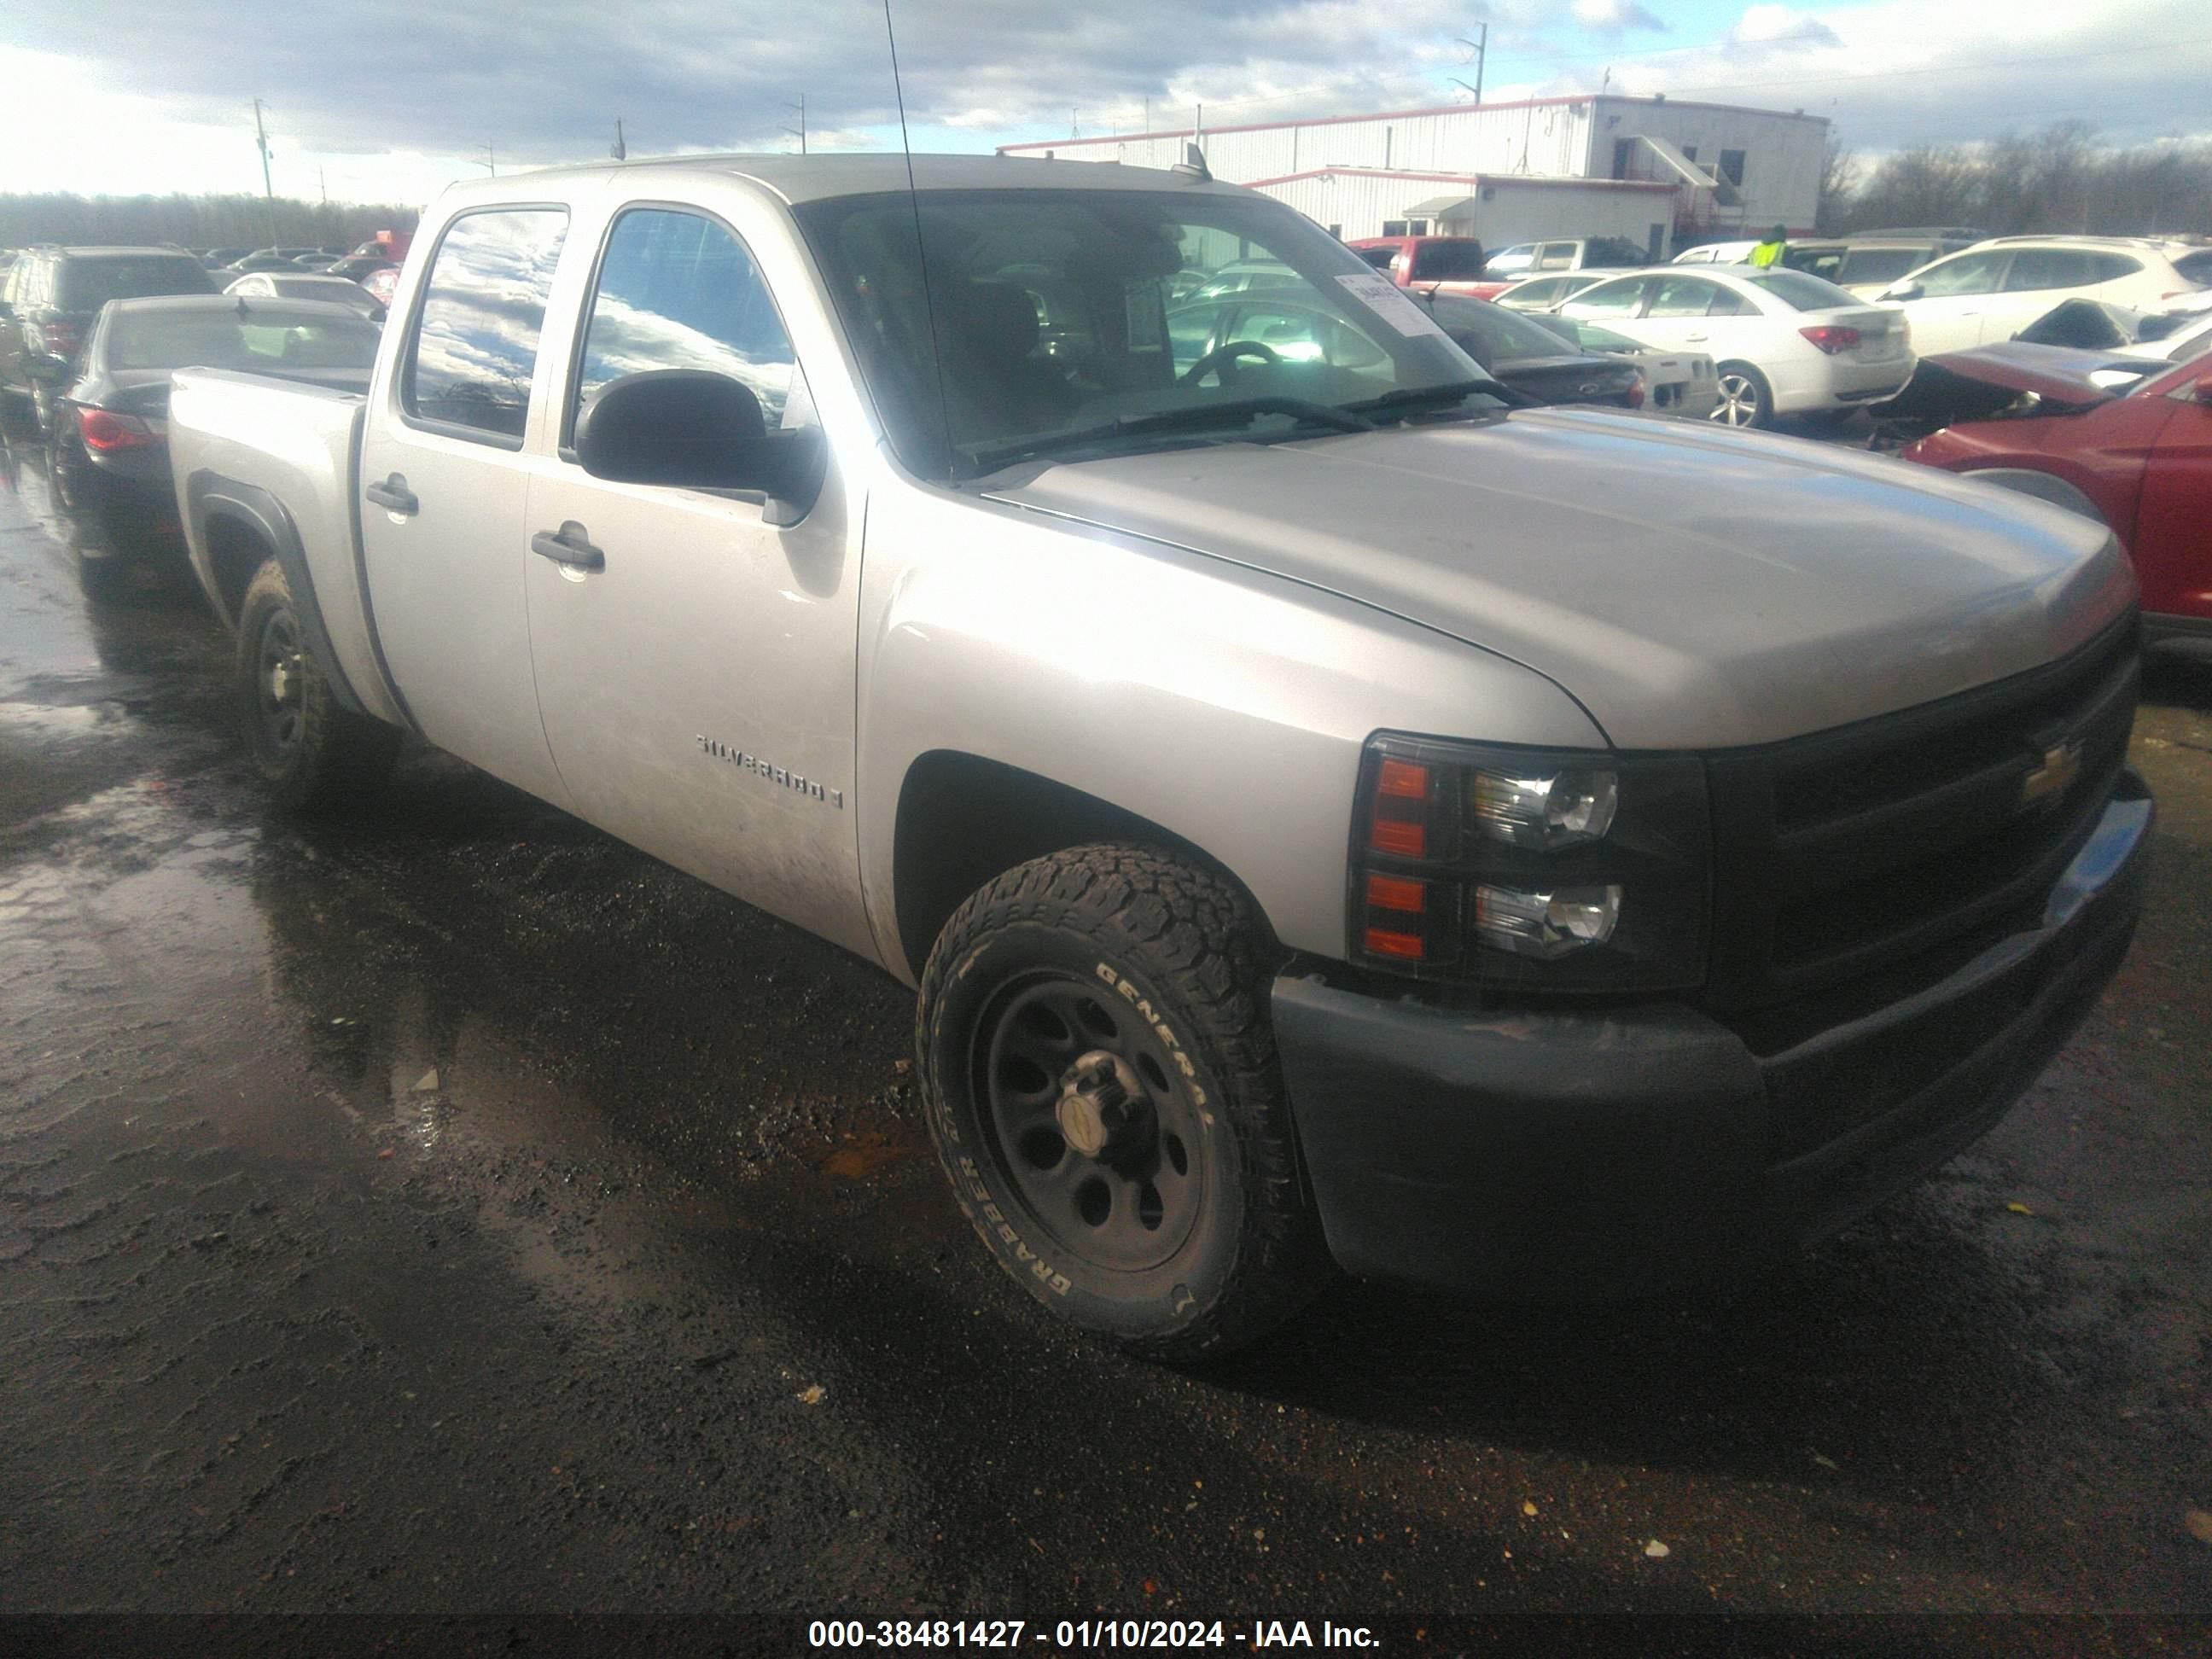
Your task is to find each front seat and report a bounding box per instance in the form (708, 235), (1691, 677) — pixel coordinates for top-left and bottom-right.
(944, 281), (1075, 437)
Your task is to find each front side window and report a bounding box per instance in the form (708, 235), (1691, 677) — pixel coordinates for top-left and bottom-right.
(403, 208), (568, 441)
(573, 208), (798, 439)
(1646, 276), (1720, 318)
(1564, 276), (1650, 317)
(1912, 250), (2008, 297)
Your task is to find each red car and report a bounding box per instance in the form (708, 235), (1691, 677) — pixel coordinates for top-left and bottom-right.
(1347, 236), (1505, 300)
(1901, 348), (2212, 651)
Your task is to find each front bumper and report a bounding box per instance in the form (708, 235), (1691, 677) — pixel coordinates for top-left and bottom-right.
(1272, 774), (2152, 1301)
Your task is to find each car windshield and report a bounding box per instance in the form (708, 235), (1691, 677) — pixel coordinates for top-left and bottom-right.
(57, 256), (215, 310)
(795, 188), (1490, 478)
(1743, 269), (1863, 311)
(1418, 294), (1586, 365)
(105, 306), (381, 373)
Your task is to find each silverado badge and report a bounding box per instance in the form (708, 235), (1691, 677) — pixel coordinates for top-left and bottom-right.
(2019, 740), (2082, 809)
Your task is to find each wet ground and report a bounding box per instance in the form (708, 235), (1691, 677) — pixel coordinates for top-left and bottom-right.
(1, 420), (2209, 1640)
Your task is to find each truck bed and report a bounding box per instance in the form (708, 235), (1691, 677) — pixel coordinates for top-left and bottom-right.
(169, 368), (406, 727)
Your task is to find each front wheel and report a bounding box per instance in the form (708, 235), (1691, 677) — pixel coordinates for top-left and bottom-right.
(917, 844), (1331, 1364)
(235, 557), (400, 812)
(1708, 361), (1774, 428)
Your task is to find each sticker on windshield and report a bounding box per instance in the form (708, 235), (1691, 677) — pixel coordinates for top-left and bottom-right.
(1336, 271), (1449, 339)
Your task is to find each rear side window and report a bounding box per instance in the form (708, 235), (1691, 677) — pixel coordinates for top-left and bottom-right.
(1646, 276), (1719, 318)
(573, 207), (798, 436)
(1408, 242), (1486, 281)
(55, 255), (214, 310)
(2089, 253), (2143, 283)
(1355, 245), (1395, 270)
(404, 208), (568, 442)
(2174, 249), (2212, 286)
(2004, 248), (2110, 292)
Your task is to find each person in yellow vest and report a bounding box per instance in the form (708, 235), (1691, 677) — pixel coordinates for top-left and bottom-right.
(1748, 224), (1788, 269)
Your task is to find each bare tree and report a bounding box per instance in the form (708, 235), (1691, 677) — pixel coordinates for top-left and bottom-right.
(1816, 134), (1860, 234)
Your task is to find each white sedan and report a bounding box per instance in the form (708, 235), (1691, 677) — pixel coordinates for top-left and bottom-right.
(1556, 265), (1915, 428)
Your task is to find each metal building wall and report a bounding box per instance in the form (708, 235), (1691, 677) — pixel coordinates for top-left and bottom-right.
(1254, 173), (1673, 247)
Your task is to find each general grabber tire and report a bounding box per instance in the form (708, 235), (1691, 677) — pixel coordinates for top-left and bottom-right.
(917, 843), (1332, 1364)
(236, 557), (400, 813)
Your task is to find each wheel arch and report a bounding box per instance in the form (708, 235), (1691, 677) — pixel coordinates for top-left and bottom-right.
(889, 750), (1282, 984)
(184, 471), (371, 719)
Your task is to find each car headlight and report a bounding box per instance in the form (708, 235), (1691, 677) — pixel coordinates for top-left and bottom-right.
(1349, 734), (1711, 992)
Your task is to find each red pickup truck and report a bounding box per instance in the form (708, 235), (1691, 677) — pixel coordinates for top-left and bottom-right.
(1348, 236), (1504, 300)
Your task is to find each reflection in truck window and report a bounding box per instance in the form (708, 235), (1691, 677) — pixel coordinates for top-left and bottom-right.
(573, 208), (798, 434)
(403, 209), (568, 440)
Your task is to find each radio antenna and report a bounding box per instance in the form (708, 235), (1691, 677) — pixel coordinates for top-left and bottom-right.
(882, 0), (955, 481)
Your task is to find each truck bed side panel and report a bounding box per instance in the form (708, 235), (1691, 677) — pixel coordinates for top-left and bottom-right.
(170, 369), (405, 727)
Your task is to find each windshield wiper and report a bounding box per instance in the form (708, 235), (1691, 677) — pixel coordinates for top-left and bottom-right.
(1339, 379), (1505, 419)
(963, 397), (1374, 475)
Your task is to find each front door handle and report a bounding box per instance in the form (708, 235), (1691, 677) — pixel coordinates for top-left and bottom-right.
(1685, 331), (1708, 341)
(531, 521), (605, 573)
(365, 473), (418, 515)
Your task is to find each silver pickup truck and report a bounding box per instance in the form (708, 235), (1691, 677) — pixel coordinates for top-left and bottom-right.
(170, 154), (2152, 1362)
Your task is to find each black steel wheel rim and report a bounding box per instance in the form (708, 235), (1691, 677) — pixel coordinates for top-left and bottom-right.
(255, 606), (306, 757)
(972, 969), (1207, 1273)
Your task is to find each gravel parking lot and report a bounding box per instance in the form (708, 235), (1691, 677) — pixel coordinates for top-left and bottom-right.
(1, 416), (2208, 1644)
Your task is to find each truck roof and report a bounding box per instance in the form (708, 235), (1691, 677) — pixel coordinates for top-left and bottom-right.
(437, 151), (1240, 208)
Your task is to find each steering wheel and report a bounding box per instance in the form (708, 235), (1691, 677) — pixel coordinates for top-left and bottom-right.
(1179, 339), (1283, 387)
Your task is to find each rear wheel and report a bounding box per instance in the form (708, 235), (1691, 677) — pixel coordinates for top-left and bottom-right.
(236, 557), (399, 812)
(1709, 361), (1773, 428)
(917, 844), (1331, 1364)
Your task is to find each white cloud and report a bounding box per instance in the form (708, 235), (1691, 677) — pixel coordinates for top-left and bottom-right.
(1570, 0), (1669, 33)
(1726, 5), (1842, 49)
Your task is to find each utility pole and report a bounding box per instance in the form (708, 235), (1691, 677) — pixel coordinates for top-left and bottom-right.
(611, 119), (626, 160)
(1452, 26), (1487, 103)
(317, 165), (327, 205)
(783, 95), (806, 154)
(1071, 107), (1079, 139)
(253, 98), (277, 244)
(469, 143), (497, 177)
(1143, 96), (1150, 132)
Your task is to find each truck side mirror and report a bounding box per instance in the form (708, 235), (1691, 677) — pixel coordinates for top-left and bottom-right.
(1883, 282), (1923, 301)
(575, 370), (825, 525)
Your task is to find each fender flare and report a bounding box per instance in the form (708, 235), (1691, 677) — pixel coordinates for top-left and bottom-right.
(186, 470), (375, 719)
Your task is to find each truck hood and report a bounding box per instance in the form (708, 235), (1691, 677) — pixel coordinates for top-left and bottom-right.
(982, 408), (2134, 749)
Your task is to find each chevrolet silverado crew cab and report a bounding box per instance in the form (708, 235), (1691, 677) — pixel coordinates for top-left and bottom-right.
(170, 155), (2152, 1363)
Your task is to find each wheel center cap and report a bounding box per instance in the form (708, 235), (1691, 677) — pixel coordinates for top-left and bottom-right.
(1057, 1049), (1147, 1161)
(271, 656), (296, 702)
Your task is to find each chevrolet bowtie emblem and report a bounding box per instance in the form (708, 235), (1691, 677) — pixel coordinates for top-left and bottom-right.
(2020, 740), (2082, 807)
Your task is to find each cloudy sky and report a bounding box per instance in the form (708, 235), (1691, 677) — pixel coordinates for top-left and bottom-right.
(3, 0), (2207, 206)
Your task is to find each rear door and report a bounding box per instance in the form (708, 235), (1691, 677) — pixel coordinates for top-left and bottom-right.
(1633, 274), (1733, 352)
(521, 201), (873, 957)
(358, 205), (573, 804)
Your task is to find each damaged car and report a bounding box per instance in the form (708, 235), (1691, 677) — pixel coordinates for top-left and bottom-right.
(1887, 332), (2211, 655)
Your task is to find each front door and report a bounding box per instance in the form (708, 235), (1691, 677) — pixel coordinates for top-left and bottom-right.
(1897, 248), (2011, 356)
(358, 207), (572, 804)
(521, 204), (871, 958)
(2134, 366), (2212, 622)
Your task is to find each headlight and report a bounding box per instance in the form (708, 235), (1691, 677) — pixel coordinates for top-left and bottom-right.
(1349, 735), (1710, 992)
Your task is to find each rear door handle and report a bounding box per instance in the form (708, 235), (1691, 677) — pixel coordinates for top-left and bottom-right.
(1684, 332), (1708, 341)
(365, 474), (418, 515)
(531, 521), (605, 573)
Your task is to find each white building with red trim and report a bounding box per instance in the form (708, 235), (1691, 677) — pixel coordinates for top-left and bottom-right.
(998, 94), (1828, 255)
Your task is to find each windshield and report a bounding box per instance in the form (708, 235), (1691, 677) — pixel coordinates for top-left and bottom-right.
(57, 255), (216, 311)
(105, 306), (381, 373)
(795, 188), (1488, 478)
(1417, 294), (1588, 365)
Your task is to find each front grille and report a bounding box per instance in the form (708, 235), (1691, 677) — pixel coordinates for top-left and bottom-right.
(1702, 613), (2139, 1016)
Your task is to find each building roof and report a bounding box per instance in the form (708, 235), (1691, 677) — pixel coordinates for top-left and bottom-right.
(1243, 166), (1674, 194)
(1000, 93), (1829, 154)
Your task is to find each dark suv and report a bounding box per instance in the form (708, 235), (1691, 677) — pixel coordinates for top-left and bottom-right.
(0, 246), (216, 432)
